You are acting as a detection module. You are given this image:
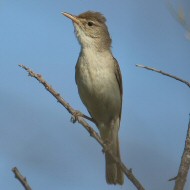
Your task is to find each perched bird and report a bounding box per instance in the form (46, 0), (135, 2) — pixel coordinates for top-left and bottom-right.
(63, 11), (124, 185)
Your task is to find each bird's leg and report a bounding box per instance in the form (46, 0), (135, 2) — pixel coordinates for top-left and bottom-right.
(70, 110), (95, 123)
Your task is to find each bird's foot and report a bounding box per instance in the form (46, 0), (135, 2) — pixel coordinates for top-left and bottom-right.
(70, 110), (95, 123)
(70, 110), (82, 123)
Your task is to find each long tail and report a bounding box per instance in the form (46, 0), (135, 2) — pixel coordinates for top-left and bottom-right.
(100, 119), (124, 185)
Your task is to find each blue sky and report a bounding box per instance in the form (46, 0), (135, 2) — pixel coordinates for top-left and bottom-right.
(0, 0), (190, 189)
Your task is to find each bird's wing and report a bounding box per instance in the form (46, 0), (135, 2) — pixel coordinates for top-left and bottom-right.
(113, 57), (123, 120)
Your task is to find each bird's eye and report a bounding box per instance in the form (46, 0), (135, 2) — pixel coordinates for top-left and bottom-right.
(87, 22), (93, 26)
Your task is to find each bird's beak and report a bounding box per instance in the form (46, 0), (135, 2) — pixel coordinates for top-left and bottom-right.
(62, 12), (80, 24)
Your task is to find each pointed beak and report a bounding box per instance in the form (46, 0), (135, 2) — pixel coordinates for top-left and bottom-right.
(62, 12), (80, 24)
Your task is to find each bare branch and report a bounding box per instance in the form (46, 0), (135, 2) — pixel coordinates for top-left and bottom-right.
(136, 63), (190, 189)
(12, 167), (32, 190)
(136, 64), (190, 88)
(19, 64), (145, 190)
(173, 116), (190, 190)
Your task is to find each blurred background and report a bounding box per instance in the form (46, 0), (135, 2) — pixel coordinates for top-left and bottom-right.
(0, 0), (190, 189)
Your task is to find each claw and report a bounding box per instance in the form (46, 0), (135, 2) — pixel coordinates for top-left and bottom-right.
(70, 115), (77, 123)
(70, 110), (83, 123)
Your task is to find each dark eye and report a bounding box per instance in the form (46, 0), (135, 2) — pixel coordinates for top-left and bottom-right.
(87, 21), (93, 26)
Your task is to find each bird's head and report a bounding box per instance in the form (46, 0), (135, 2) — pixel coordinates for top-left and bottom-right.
(63, 11), (112, 51)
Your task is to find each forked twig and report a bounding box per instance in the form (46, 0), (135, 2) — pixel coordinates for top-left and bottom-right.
(136, 64), (190, 190)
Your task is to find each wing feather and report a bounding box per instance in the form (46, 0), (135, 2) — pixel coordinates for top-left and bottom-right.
(113, 57), (123, 120)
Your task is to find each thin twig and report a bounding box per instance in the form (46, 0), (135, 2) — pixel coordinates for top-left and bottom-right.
(136, 64), (190, 88)
(12, 167), (32, 190)
(173, 116), (190, 190)
(136, 63), (190, 189)
(19, 64), (145, 190)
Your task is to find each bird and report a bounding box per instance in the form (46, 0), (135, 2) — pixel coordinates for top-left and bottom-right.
(63, 11), (124, 185)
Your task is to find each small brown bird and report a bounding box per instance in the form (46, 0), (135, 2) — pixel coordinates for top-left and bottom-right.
(63, 11), (124, 185)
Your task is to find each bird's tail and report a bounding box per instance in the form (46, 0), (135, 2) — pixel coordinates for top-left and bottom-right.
(100, 119), (124, 185)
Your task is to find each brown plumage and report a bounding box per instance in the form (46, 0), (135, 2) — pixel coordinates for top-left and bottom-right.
(63, 11), (124, 185)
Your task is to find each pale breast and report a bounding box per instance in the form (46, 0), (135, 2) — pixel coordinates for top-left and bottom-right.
(75, 49), (121, 123)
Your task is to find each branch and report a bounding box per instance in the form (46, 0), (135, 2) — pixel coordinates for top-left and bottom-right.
(12, 167), (32, 190)
(19, 64), (145, 190)
(173, 116), (190, 190)
(136, 64), (190, 88)
(136, 64), (190, 189)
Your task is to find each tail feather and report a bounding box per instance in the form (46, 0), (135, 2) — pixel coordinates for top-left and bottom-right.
(100, 120), (124, 185)
(105, 134), (124, 185)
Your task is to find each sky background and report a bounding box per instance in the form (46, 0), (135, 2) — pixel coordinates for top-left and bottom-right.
(0, 0), (190, 190)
